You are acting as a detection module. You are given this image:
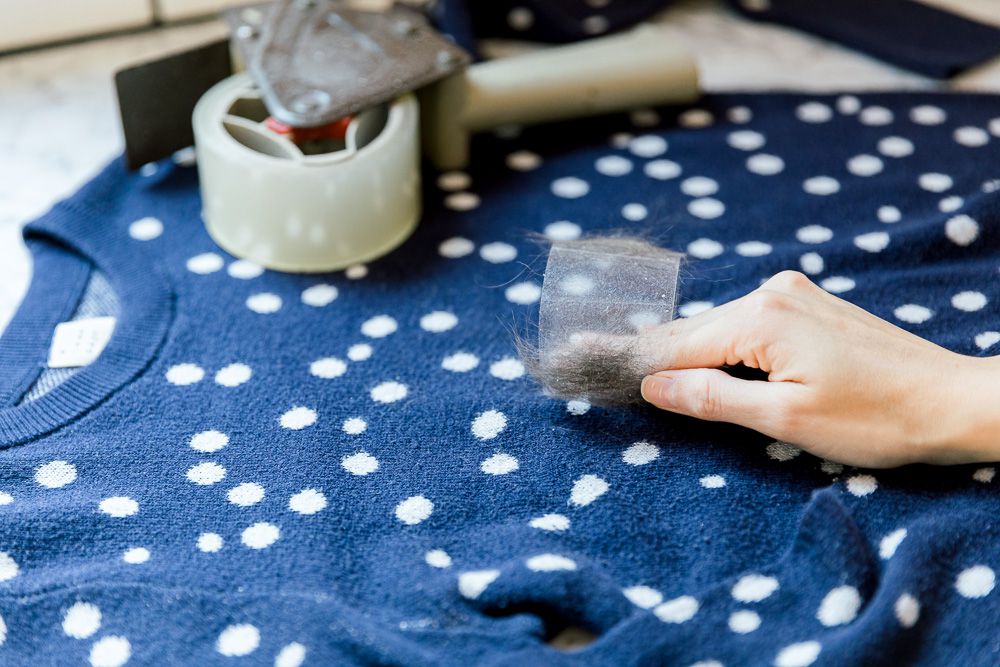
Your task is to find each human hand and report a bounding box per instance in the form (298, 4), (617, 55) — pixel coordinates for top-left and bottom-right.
(640, 271), (1000, 468)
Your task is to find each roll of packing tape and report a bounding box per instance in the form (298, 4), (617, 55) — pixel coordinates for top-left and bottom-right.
(193, 73), (420, 273)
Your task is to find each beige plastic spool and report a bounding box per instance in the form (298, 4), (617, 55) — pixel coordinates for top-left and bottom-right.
(193, 73), (420, 273)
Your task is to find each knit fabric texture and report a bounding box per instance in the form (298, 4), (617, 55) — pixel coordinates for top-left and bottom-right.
(0, 92), (999, 666)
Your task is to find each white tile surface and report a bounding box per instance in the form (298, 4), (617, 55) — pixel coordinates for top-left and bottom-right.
(1, 0), (999, 331)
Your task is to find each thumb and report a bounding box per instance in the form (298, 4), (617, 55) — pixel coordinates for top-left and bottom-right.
(641, 369), (797, 437)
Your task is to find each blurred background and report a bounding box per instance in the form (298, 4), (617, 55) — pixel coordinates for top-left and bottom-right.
(1, 0), (999, 329)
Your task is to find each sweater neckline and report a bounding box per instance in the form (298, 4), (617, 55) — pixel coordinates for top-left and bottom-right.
(0, 187), (173, 447)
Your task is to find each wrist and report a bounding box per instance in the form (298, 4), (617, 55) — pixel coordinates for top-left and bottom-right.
(919, 354), (1000, 464)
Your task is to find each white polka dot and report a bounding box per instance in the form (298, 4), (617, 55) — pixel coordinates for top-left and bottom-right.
(275, 642), (307, 667)
(246, 293), (282, 314)
(622, 203), (648, 221)
(347, 343), (372, 361)
(444, 192), (480, 211)
(63, 602), (101, 639)
(442, 352), (479, 372)
(342, 452), (379, 476)
(847, 474), (877, 497)
(361, 315), (397, 338)
(644, 159), (682, 180)
(437, 171), (470, 191)
(628, 134), (668, 158)
(507, 150), (542, 171)
(90, 636), (131, 667)
(173, 146), (196, 166)
(894, 304), (933, 324)
(732, 574), (779, 602)
(746, 154), (784, 175)
(687, 238), (723, 259)
(507, 6), (533, 29)
(774, 641), (821, 667)
(526, 554), (576, 572)
(973, 466), (995, 483)
(727, 130), (765, 151)
(853, 231), (890, 253)
(301, 283), (338, 307)
(956, 565), (996, 598)
(395, 495), (433, 525)
(879, 528), (907, 559)
(836, 95), (861, 114)
(186, 462), (226, 485)
(803, 176), (840, 195)
(945, 214), (979, 246)
(197, 532), (223, 553)
(654, 596), (699, 623)
(128, 217), (163, 241)
(551, 177), (589, 199)
(796, 225), (833, 244)
(689, 661), (724, 667)
(623, 585), (662, 609)
(241, 522), (279, 549)
(911, 105), (946, 125)
(122, 547), (150, 564)
(678, 301), (714, 318)
(0, 492), (10, 505)
(345, 264), (366, 279)
(530, 514), (570, 532)
(610, 132), (632, 148)
(35, 460), (77, 488)
(215, 362), (251, 387)
(878, 205), (902, 223)
(458, 570), (500, 599)
(799, 252), (824, 275)
(595, 155), (633, 176)
(622, 441), (660, 466)
(939, 196), (963, 213)
(342, 417), (368, 435)
(217, 624), (260, 657)
(818, 585), (863, 626)
(895, 593), (920, 628)
(190, 430), (228, 453)
(728, 105), (753, 123)
(280, 406), (317, 429)
(425, 549), (452, 568)
(820, 276), (855, 294)
(735, 241), (772, 257)
(227, 260), (263, 279)
(952, 291), (987, 312)
(479, 242), (517, 264)
(505, 282), (541, 305)
(559, 274), (595, 296)
(0, 552), (17, 582)
(859, 106), (893, 126)
(975, 332), (1000, 351)
(918, 172), (952, 193)
(688, 198), (725, 219)
(990, 117), (1000, 137)
(878, 136), (913, 158)
(166, 363), (204, 386)
(582, 15), (609, 35)
(489, 358), (524, 380)
(439, 237), (475, 258)
(955, 126), (989, 147)
(289, 488), (327, 515)
(544, 221), (582, 242)
(472, 410), (507, 440)
(700, 475), (726, 489)
(728, 610), (761, 633)
(99, 496), (138, 518)
(310, 357), (347, 379)
(139, 162), (159, 177)
(767, 441), (801, 461)
(679, 109), (713, 128)
(796, 102), (832, 123)
(227, 482), (264, 507)
(847, 154), (883, 177)
(566, 400), (590, 415)
(186, 252), (224, 274)
(370, 381), (407, 404)
(420, 311), (459, 332)
(569, 474), (609, 507)
(681, 176), (718, 197)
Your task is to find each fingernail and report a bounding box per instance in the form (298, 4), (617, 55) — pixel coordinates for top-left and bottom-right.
(641, 374), (675, 408)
